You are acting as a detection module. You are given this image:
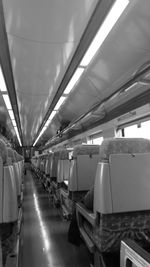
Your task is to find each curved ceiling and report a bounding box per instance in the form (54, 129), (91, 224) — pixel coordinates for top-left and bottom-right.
(1, 0), (150, 148)
(2, 0), (98, 146)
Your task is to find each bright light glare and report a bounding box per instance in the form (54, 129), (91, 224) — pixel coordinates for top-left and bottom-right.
(64, 180), (69, 186)
(48, 110), (57, 121)
(45, 120), (50, 127)
(45, 111), (57, 127)
(8, 109), (15, 120)
(64, 68), (85, 95)
(39, 126), (47, 137)
(14, 126), (22, 146)
(80, 0), (129, 66)
(54, 96), (66, 111)
(34, 111), (57, 145)
(33, 138), (39, 147)
(33, 194), (50, 251)
(3, 94), (12, 109)
(12, 119), (16, 127)
(33, 127), (47, 146)
(124, 121), (150, 139)
(0, 66), (7, 92)
(124, 82), (138, 92)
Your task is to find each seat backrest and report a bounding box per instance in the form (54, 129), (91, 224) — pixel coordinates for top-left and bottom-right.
(13, 162), (21, 196)
(37, 157), (40, 169)
(57, 149), (72, 183)
(94, 138), (150, 214)
(0, 139), (8, 165)
(51, 150), (60, 178)
(3, 165), (18, 222)
(7, 147), (15, 164)
(40, 157), (44, 172)
(93, 138), (150, 253)
(45, 153), (52, 175)
(69, 144), (100, 191)
(0, 140), (8, 223)
(0, 157), (3, 223)
(42, 156), (47, 174)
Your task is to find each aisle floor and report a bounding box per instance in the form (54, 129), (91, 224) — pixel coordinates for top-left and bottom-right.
(19, 170), (91, 267)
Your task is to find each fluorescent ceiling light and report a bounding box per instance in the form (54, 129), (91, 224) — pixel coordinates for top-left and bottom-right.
(33, 136), (40, 146)
(64, 68), (85, 95)
(124, 82), (138, 92)
(48, 110), (57, 121)
(54, 96), (66, 111)
(33, 139), (38, 147)
(45, 120), (50, 127)
(0, 66), (7, 92)
(14, 126), (22, 146)
(12, 119), (16, 127)
(39, 126), (47, 137)
(3, 94), (12, 110)
(45, 111), (57, 127)
(8, 110), (15, 120)
(33, 126), (47, 146)
(80, 0), (129, 67)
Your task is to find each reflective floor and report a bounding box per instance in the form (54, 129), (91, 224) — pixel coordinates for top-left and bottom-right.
(19, 170), (91, 267)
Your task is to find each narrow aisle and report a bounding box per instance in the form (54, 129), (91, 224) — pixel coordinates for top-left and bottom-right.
(19, 170), (91, 267)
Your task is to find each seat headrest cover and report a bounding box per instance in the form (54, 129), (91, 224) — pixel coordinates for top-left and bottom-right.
(100, 138), (150, 161)
(14, 150), (23, 161)
(7, 147), (16, 163)
(73, 144), (100, 157)
(53, 150), (61, 157)
(13, 150), (18, 162)
(59, 149), (71, 159)
(0, 139), (8, 164)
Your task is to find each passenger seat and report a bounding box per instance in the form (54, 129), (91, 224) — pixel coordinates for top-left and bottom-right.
(60, 144), (100, 218)
(76, 138), (150, 265)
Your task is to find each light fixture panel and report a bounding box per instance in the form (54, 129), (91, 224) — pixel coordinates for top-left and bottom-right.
(8, 110), (15, 120)
(54, 96), (66, 111)
(80, 0), (129, 67)
(0, 66), (7, 92)
(3, 94), (12, 110)
(64, 68), (85, 95)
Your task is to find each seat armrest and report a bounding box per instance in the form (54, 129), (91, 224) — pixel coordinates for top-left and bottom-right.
(51, 181), (57, 189)
(76, 202), (95, 226)
(76, 202), (96, 253)
(60, 188), (69, 198)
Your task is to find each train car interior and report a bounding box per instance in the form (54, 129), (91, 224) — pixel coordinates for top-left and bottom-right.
(1, 0), (150, 266)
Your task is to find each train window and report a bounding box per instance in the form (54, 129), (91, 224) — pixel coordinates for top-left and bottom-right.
(92, 137), (103, 144)
(87, 139), (93, 144)
(116, 129), (123, 137)
(69, 151), (73, 160)
(124, 121), (150, 139)
(87, 136), (103, 145)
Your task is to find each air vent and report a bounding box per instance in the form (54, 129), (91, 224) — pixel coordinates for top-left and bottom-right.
(118, 111), (136, 122)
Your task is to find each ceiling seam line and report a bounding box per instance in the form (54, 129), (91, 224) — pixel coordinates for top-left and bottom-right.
(7, 32), (77, 45)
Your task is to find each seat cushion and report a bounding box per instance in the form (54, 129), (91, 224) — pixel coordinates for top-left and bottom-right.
(93, 210), (150, 252)
(73, 144), (100, 158)
(83, 187), (94, 211)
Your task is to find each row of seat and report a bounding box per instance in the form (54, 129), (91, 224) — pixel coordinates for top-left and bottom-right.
(0, 139), (24, 266)
(31, 144), (100, 217)
(31, 138), (150, 265)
